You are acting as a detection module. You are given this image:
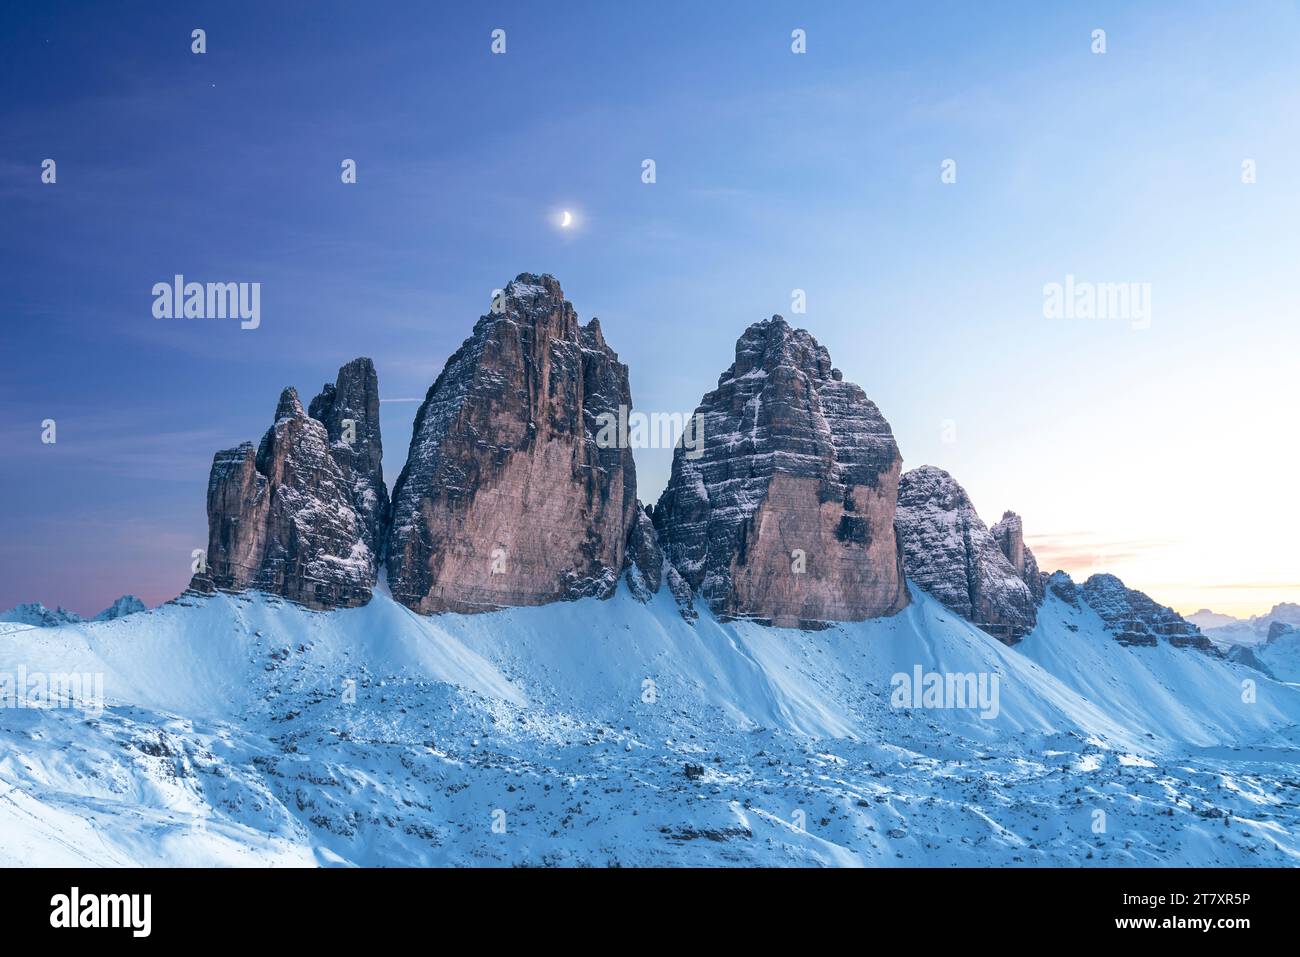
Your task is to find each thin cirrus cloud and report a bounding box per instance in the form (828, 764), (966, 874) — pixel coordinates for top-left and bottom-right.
(1026, 533), (1176, 566)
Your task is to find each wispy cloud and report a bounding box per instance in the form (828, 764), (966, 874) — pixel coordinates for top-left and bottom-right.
(1026, 532), (1178, 573)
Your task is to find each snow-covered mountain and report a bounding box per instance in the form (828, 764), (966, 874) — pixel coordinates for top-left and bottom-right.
(0, 595), (145, 627)
(1187, 608), (1241, 631)
(5, 279), (1293, 868)
(1197, 603), (1300, 650)
(0, 603), (84, 627)
(2, 581), (1297, 867)
(1252, 625), (1300, 685)
(93, 595), (146, 622)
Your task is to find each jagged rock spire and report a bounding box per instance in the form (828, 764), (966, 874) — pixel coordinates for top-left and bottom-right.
(309, 357), (389, 561)
(894, 466), (1037, 644)
(384, 274), (638, 613)
(191, 360), (383, 610)
(991, 510), (1046, 606)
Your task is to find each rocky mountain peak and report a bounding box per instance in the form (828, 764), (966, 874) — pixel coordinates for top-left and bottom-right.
(1046, 570), (1080, 606)
(1263, 602), (1300, 626)
(1075, 573), (1212, 651)
(308, 357), (388, 560)
(506, 271), (564, 302)
(274, 387), (304, 421)
(385, 273), (638, 614)
(94, 595), (146, 621)
(894, 466), (1038, 644)
(990, 509), (1046, 605)
(655, 317), (908, 628)
(191, 359), (382, 610)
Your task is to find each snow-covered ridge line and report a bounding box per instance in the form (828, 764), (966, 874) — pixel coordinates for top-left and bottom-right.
(1, 581), (1298, 866)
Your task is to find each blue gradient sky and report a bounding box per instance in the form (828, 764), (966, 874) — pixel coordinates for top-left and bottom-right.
(2, 1), (1297, 617)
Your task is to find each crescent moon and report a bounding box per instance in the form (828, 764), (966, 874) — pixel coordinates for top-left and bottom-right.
(560, 210), (573, 227)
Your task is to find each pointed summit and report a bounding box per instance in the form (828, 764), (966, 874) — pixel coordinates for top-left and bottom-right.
(274, 387), (305, 421)
(192, 360), (382, 609)
(655, 317), (908, 628)
(990, 510), (1045, 605)
(385, 273), (638, 613)
(894, 466), (1038, 644)
(308, 357), (388, 560)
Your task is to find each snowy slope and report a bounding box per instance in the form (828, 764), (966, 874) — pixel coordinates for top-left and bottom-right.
(1017, 592), (1300, 747)
(1, 584), (1299, 867)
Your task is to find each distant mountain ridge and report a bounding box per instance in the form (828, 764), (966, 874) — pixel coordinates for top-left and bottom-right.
(0, 595), (145, 627)
(1190, 602), (1300, 649)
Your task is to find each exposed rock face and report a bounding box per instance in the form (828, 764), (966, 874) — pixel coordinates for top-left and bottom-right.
(1228, 643), (1274, 676)
(385, 274), (638, 614)
(308, 358), (389, 561)
(653, 316), (908, 629)
(624, 503), (663, 603)
(894, 466), (1037, 644)
(1076, 573), (1213, 651)
(664, 565), (698, 622)
(990, 511), (1046, 606)
(94, 596), (146, 621)
(1046, 570), (1080, 607)
(191, 384), (377, 610)
(624, 502), (700, 620)
(1267, 620), (1298, 643)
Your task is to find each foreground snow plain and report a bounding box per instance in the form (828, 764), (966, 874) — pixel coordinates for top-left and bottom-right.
(1, 584), (1298, 867)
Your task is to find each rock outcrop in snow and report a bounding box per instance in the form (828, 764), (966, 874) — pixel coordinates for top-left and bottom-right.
(0, 595), (145, 626)
(1227, 643), (1274, 676)
(990, 511), (1045, 606)
(1046, 570), (1080, 607)
(623, 503), (663, 602)
(894, 466), (1038, 644)
(385, 274), (638, 614)
(654, 316), (908, 628)
(191, 375), (379, 610)
(623, 502), (698, 620)
(93, 595), (146, 621)
(1056, 571), (1214, 651)
(1268, 620), (1298, 643)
